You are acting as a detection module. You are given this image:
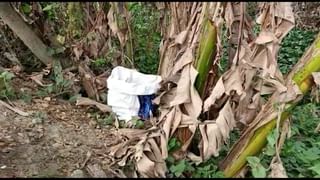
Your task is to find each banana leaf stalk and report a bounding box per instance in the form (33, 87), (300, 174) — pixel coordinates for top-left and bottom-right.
(222, 33), (320, 177)
(194, 19), (217, 99)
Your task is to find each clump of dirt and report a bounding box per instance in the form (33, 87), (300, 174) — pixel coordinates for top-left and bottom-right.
(0, 97), (121, 177)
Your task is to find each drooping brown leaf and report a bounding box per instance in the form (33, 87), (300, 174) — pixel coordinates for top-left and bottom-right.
(268, 119), (289, 178)
(170, 66), (191, 106)
(312, 72), (320, 86)
(200, 100), (236, 160)
(203, 77), (225, 111)
(220, 2), (295, 173)
(183, 65), (203, 118)
(134, 134), (166, 178)
(162, 107), (176, 141)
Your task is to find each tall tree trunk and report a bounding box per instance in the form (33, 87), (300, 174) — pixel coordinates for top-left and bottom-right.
(0, 2), (54, 65)
(67, 2), (84, 41)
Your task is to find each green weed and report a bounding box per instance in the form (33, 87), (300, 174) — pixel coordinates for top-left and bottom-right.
(278, 28), (317, 74)
(0, 71), (16, 99)
(280, 103), (320, 177)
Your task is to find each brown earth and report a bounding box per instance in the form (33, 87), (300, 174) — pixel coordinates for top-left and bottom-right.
(0, 95), (121, 177)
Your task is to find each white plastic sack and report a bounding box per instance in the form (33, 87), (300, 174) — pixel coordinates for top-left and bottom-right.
(107, 66), (162, 121)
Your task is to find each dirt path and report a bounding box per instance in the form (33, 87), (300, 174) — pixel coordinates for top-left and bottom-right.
(0, 97), (119, 177)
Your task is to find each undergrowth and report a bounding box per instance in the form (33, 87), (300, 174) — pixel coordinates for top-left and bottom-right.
(281, 102), (320, 177)
(0, 71), (15, 100)
(278, 28), (317, 74)
(128, 2), (161, 74)
(246, 102), (320, 178)
(245, 28), (319, 178)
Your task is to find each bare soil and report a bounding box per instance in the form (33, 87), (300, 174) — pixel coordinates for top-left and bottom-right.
(0, 96), (119, 177)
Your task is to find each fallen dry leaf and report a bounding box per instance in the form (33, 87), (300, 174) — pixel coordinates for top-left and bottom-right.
(29, 73), (50, 87)
(220, 2), (296, 173)
(268, 161), (288, 178)
(0, 100), (29, 116)
(76, 97), (112, 112)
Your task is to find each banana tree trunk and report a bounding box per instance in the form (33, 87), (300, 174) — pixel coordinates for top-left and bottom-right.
(221, 32), (320, 177)
(155, 2), (221, 158)
(175, 7), (219, 151)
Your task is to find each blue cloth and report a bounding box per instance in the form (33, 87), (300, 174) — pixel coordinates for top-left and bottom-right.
(138, 94), (156, 120)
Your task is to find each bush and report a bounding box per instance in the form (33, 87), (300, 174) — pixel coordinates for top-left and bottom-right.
(129, 2), (161, 74)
